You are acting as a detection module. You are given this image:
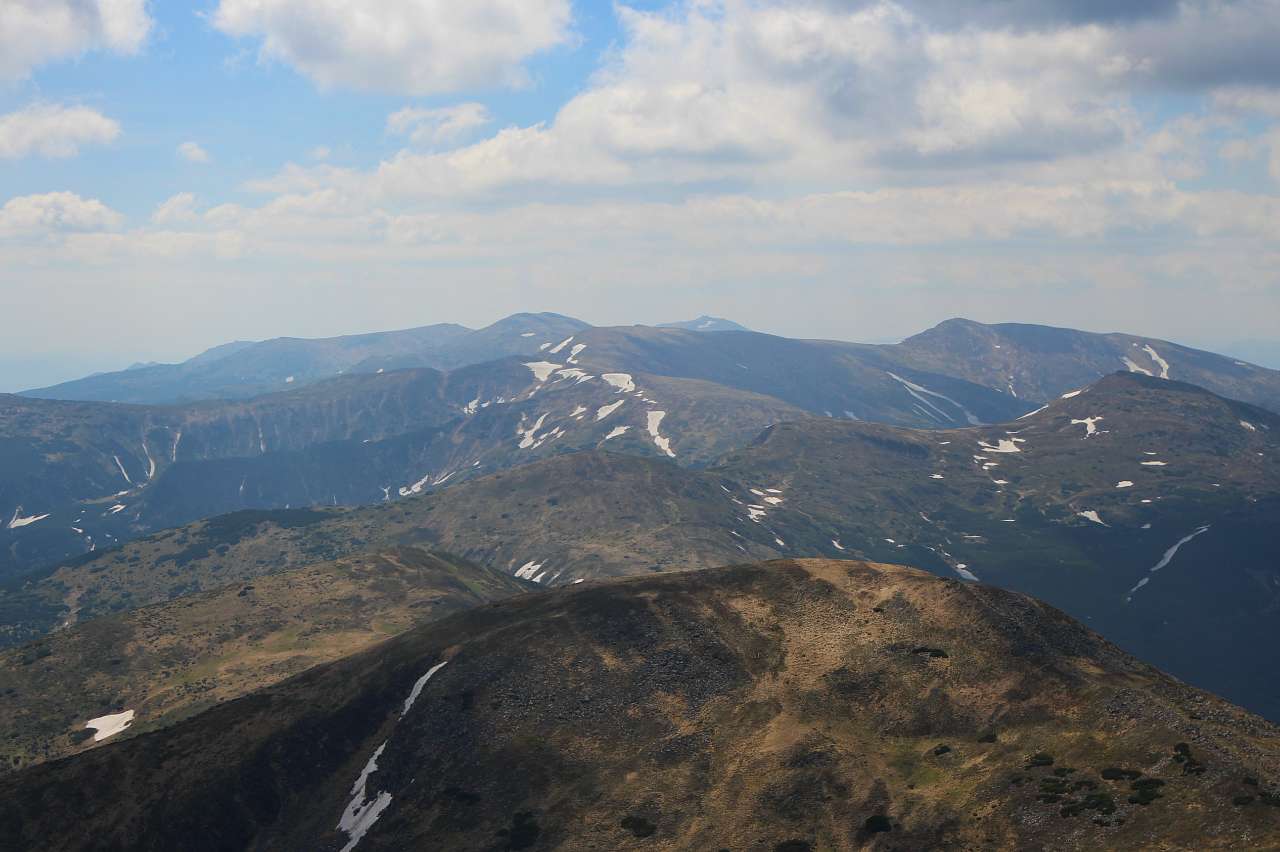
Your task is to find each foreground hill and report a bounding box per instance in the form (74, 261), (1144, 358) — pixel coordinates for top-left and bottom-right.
(10, 372), (1276, 720)
(0, 548), (527, 774)
(888, 317), (1280, 413)
(3, 559), (1278, 851)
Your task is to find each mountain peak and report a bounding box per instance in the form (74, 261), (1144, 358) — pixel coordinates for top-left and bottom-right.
(657, 315), (750, 332)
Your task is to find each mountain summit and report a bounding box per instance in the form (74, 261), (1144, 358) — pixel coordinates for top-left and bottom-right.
(656, 315), (751, 332)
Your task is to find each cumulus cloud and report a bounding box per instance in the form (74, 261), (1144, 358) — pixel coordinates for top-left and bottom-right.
(152, 193), (200, 225)
(0, 104), (120, 159)
(387, 103), (492, 147)
(212, 0), (573, 95)
(0, 0), (150, 81)
(0, 192), (123, 239)
(177, 141), (211, 163)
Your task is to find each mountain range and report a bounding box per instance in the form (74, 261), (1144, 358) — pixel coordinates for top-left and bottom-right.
(2, 310), (1279, 850)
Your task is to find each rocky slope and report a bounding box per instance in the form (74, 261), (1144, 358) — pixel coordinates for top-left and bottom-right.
(0, 548), (527, 775)
(3, 559), (1279, 851)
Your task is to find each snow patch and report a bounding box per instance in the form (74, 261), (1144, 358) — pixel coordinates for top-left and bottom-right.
(887, 372), (981, 425)
(1121, 356), (1153, 376)
(1070, 416), (1103, 437)
(7, 509), (49, 529)
(831, 540), (844, 551)
(1078, 510), (1108, 526)
(646, 410), (675, 457)
(112, 455), (132, 485)
(1241, 420), (1257, 432)
(566, 343), (586, 364)
(1060, 389), (1083, 399)
(596, 400), (624, 421)
(1126, 526), (1211, 602)
(602, 373), (635, 393)
(523, 361), (560, 382)
(401, 661), (448, 718)
(1116, 481), (1134, 488)
(85, 710), (134, 742)
(338, 742), (393, 852)
(1142, 344), (1170, 379)
(1140, 460), (1167, 467)
(603, 425), (630, 441)
(978, 439), (1021, 454)
(515, 560), (544, 580)
(548, 336), (574, 354)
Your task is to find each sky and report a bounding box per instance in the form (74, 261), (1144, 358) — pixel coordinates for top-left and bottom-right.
(2, 0), (1279, 391)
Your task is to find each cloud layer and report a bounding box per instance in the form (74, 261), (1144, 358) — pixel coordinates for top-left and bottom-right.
(0, 0), (150, 81)
(212, 0), (573, 94)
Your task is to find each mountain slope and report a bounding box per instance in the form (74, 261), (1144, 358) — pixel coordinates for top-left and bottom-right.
(14, 372), (1277, 720)
(3, 559), (1279, 851)
(21, 313), (588, 405)
(0, 548), (527, 774)
(887, 317), (1280, 413)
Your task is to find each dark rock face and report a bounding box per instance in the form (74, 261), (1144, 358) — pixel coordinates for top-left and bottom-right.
(3, 559), (1280, 851)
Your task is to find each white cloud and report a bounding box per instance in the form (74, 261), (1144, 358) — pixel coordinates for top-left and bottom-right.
(177, 141), (211, 163)
(1212, 87), (1280, 118)
(0, 104), (120, 159)
(387, 103), (491, 147)
(212, 0), (573, 95)
(152, 193), (200, 225)
(0, 192), (123, 239)
(0, 0), (151, 81)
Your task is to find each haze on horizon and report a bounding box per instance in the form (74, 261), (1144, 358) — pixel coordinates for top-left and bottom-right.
(3, 0), (1280, 391)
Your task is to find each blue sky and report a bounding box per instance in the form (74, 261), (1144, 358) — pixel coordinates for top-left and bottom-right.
(2, 0), (1279, 390)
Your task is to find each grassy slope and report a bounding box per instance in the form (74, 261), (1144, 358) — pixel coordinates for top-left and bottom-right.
(2, 560), (1279, 850)
(0, 547), (529, 774)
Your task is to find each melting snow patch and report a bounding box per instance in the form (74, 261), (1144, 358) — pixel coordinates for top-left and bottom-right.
(7, 510), (49, 529)
(647, 410), (675, 457)
(517, 413), (549, 449)
(515, 560), (544, 580)
(1125, 525), (1211, 602)
(1060, 389), (1083, 399)
(602, 373), (635, 393)
(1078, 510), (1108, 526)
(887, 372), (981, 424)
(746, 506), (767, 522)
(555, 368), (593, 384)
(596, 400), (624, 421)
(112, 455), (133, 485)
(831, 540), (845, 550)
(1016, 405), (1048, 420)
(1070, 416), (1103, 437)
(1140, 460), (1167, 467)
(285, 375), (295, 384)
(930, 474), (944, 480)
(338, 742), (393, 852)
(548, 336), (574, 354)
(523, 361), (560, 382)
(85, 710), (134, 742)
(954, 564), (980, 582)
(1116, 481), (1134, 488)
(401, 661), (448, 718)
(1121, 356), (1153, 376)
(774, 537), (785, 547)
(603, 425), (629, 441)
(978, 439), (1022, 454)
(1241, 421), (1257, 432)
(107, 504), (127, 514)
(566, 343), (586, 364)
(1142, 345), (1170, 379)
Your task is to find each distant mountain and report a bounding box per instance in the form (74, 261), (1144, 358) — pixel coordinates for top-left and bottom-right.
(20, 313), (587, 404)
(0, 547), (527, 773)
(884, 317), (1280, 413)
(1, 325), (1031, 582)
(15, 373), (1279, 720)
(5, 559), (1279, 851)
(657, 314), (750, 332)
